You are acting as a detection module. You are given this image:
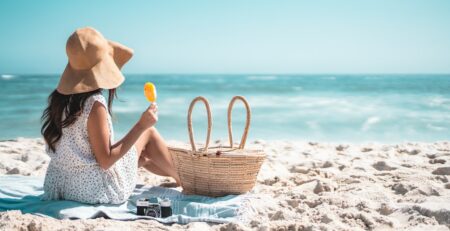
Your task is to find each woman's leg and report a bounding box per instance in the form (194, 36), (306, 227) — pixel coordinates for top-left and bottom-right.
(142, 127), (181, 185)
(139, 158), (169, 176)
(134, 127), (181, 185)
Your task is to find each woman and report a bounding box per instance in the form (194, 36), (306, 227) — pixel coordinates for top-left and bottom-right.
(41, 27), (180, 204)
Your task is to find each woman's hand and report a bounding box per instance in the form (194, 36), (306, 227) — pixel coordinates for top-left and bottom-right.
(137, 103), (158, 129)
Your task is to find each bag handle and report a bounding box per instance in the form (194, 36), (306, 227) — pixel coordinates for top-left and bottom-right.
(187, 96), (212, 152)
(227, 96), (251, 149)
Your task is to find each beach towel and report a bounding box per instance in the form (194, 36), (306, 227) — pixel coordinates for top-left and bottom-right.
(0, 175), (250, 224)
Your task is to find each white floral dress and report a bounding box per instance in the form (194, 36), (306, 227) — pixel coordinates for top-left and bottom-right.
(42, 93), (138, 204)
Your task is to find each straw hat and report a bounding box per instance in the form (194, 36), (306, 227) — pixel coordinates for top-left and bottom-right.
(56, 27), (133, 95)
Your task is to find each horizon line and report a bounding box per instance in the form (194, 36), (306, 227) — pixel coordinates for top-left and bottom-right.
(2, 72), (450, 76)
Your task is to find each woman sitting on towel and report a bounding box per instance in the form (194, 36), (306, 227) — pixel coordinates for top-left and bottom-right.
(40, 27), (180, 204)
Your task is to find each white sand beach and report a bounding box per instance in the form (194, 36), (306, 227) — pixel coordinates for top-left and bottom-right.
(0, 138), (449, 230)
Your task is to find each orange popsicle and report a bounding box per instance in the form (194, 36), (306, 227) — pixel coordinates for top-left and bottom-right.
(144, 82), (157, 103)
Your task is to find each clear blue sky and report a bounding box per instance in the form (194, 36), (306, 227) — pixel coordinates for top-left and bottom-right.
(0, 0), (449, 74)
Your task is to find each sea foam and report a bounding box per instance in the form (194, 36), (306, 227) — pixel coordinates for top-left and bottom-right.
(1, 74), (15, 80)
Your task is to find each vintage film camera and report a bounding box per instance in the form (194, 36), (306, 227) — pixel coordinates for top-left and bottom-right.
(136, 197), (172, 218)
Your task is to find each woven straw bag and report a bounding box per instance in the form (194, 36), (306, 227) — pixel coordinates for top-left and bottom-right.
(169, 96), (266, 197)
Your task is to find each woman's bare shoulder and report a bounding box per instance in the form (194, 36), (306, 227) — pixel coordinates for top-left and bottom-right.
(88, 101), (108, 122)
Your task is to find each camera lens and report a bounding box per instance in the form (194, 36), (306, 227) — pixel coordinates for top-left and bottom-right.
(145, 209), (158, 217)
(160, 198), (172, 218)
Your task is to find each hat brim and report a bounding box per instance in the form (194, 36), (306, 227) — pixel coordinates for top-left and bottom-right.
(108, 40), (134, 69)
(57, 41), (133, 95)
(57, 55), (124, 95)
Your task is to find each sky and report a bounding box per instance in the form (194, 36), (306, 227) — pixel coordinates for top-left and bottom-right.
(0, 0), (449, 74)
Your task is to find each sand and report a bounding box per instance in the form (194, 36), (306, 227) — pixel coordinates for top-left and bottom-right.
(0, 138), (449, 230)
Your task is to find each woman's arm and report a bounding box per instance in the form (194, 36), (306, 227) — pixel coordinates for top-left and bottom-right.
(87, 102), (157, 170)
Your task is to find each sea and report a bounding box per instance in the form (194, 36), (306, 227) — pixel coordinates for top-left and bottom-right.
(1, 74), (450, 143)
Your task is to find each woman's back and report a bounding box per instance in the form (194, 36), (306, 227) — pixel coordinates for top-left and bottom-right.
(42, 93), (138, 204)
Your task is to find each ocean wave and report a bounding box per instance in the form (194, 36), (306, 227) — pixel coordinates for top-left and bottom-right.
(286, 96), (366, 114)
(322, 76), (336, 80)
(113, 107), (141, 113)
(205, 95), (377, 114)
(246, 75), (278, 81)
(193, 77), (225, 84)
(426, 123), (447, 131)
(113, 97), (189, 115)
(429, 96), (450, 108)
(306, 120), (320, 130)
(361, 116), (381, 131)
(1, 74), (15, 80)
(164, 97), (188, 104)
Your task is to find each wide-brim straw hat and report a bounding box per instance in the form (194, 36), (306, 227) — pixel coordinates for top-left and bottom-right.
(56, 27), (133, 95)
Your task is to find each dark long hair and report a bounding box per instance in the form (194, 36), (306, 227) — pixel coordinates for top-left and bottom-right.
(41, 88), (117, 152)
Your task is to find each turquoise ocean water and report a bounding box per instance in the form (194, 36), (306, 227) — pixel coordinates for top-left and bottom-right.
(1, 74), (450, 143)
